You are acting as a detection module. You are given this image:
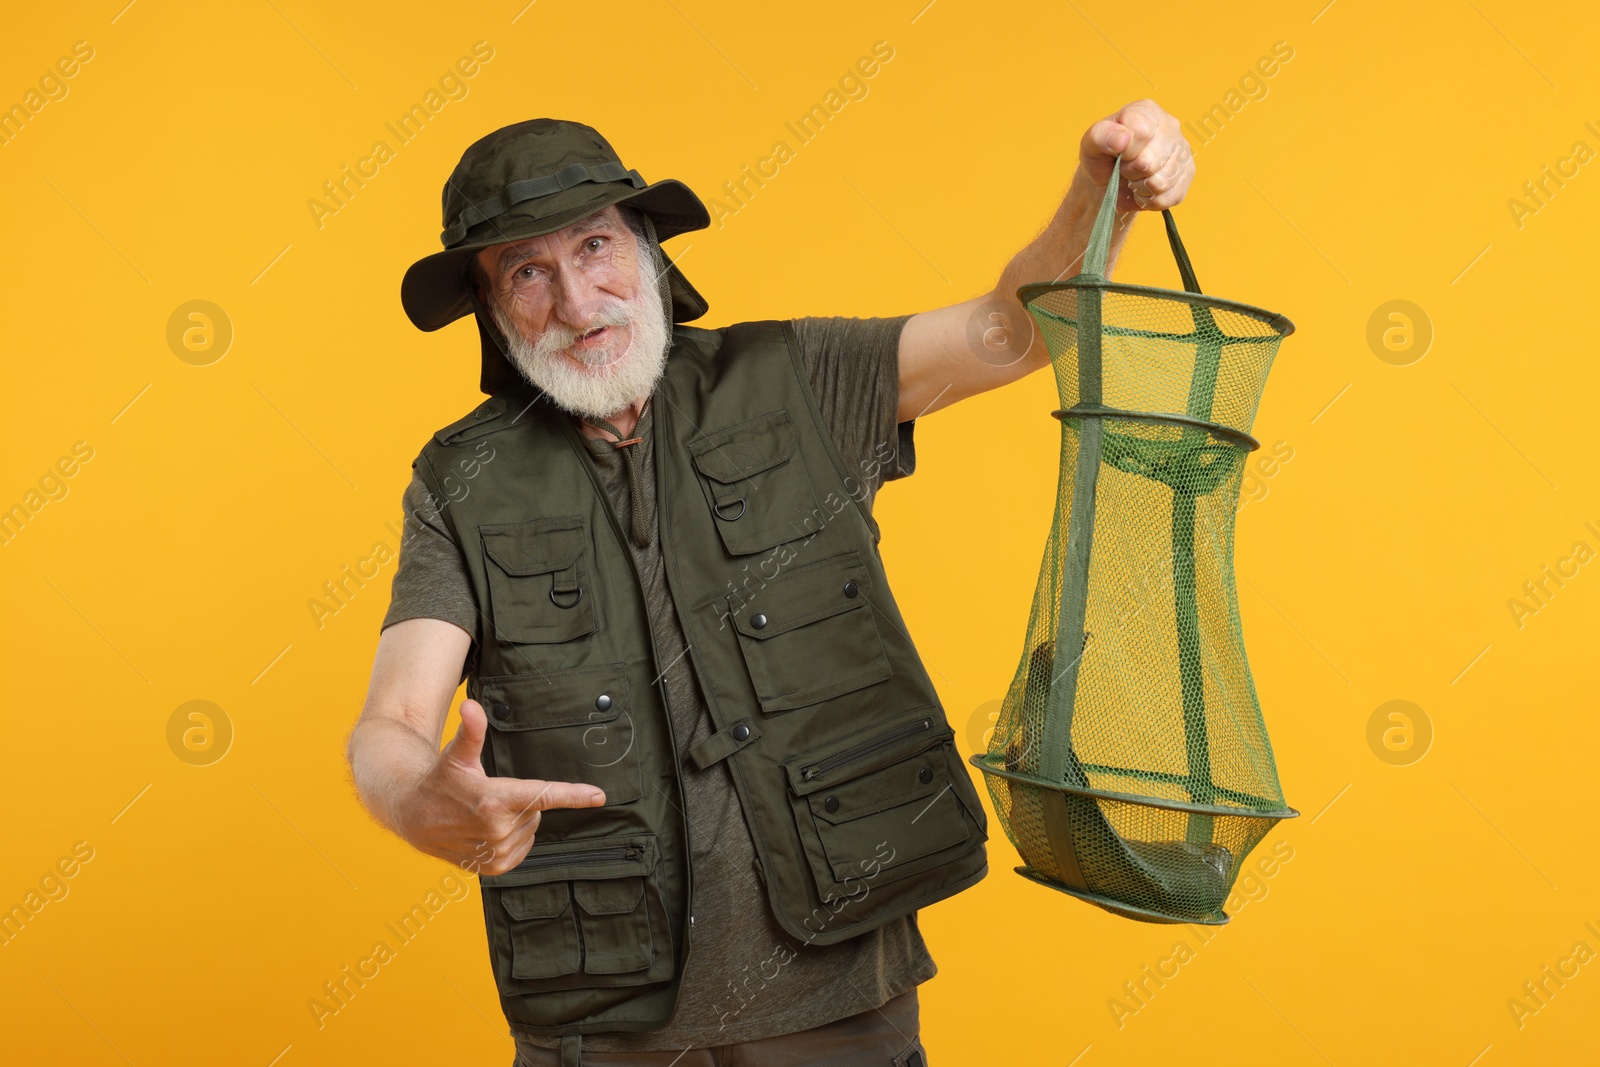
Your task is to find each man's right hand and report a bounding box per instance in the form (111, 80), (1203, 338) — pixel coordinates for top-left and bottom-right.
(394, 697), (606, 876)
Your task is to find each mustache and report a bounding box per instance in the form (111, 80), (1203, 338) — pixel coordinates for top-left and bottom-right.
(535, 302), (632, 350)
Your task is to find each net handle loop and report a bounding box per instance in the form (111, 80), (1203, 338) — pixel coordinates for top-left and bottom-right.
(1082, 152), (1203, 295)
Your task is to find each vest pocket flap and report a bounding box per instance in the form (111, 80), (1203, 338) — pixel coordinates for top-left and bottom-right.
(689, 411), (799, 484)
(480, 666), (628, 732)
(808, 748), (949, 826)
(501, 880), (571, 920)
(785, 710), (948, 797)
(733, 551), (873, 640)
(481, 517), (587, 575)
(572, 875), (645, 916)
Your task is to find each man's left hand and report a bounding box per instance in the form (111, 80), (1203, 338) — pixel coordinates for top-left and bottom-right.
(1077, 99), (1195, 212)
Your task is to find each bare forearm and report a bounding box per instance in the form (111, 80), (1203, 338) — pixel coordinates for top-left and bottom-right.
(1008, 174), (1133, 279)
(347, 716), (439, 836)
(995, 169), (1136, 364)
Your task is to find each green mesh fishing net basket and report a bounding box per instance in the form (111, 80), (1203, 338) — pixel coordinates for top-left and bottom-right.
(971, 155), (1298, 925)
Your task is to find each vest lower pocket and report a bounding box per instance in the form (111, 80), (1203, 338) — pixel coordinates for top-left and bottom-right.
(481, 665), (642, 805)
(729, 549), (892, 713)
(481, 835), (675, 1021)
(785, 711), (981, 898)
(479, 516), (598, 643)
(502, 881), (580, 979)
(503, 878), (653, 980)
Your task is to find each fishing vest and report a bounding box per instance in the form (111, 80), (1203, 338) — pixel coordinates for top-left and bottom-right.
(411, 318), (989, 1041)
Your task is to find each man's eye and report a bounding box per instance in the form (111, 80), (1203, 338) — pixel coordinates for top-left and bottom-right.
(585, 237), (606, 253)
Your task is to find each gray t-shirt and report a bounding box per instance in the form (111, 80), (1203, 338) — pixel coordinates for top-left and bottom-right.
(381, 316), (931, 1051)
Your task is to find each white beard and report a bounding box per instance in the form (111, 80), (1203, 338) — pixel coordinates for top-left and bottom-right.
(489, 242), (670, 421)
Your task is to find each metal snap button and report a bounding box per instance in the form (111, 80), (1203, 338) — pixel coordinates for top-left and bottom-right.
(843, 580), (859, 598)
(751, 613), (768, 630)
(732, 723), (751, 741)
(824, 795), (840, 813)
(595, 693), (612, 712)
(918, 766), (934, 784)
(491, 703), (511, 719)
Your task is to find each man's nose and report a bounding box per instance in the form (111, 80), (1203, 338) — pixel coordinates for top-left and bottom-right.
(551, 266), (604, 329)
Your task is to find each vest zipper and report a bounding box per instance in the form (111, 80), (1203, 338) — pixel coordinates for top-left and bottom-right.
(507, 845), (644, 873)
(560, 402), (698, 990)
(649, 400), (698, 967)
(800, 716), (937, 782)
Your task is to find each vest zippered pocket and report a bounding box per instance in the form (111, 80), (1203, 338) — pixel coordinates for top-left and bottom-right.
(798, 716), (937, 783)
(783, 710), (982, 897)
(506, 844), (644, 873)
(479, 834), (675, 1022)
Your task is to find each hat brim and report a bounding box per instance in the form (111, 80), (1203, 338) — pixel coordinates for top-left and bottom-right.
(400, 176), (711, 332)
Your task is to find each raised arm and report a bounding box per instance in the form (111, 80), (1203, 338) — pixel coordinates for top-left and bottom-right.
(897, 99), (1195, 422)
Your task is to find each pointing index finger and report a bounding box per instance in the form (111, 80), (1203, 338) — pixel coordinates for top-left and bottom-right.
(493, 777), (607, 819)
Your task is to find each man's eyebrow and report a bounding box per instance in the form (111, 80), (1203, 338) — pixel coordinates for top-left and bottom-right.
(496, 244), (534, 273)
(493, 213), (619, 274)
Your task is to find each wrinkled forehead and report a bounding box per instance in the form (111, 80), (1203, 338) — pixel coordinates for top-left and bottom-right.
(477, 205), (632, 277)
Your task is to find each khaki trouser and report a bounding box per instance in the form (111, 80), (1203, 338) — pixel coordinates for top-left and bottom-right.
(511, 989), (929, 1067)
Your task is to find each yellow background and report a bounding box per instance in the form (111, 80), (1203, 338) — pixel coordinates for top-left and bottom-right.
(3, 0), (1598, 1063)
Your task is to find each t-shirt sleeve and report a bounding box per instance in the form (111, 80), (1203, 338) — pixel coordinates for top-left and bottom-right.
(381, 469), (481, 670)
(789, 315), (915, 512)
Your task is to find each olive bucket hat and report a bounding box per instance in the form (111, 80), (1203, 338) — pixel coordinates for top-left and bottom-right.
(401, 118), (712, 394)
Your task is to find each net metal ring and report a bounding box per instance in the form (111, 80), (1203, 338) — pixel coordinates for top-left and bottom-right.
(549, 586), (584, 609)
(714, 498), (746, 522)
(1052, 406), (1261, 451)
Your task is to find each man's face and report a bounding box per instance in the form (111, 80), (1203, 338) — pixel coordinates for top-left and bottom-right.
(475, 204), (668, 419)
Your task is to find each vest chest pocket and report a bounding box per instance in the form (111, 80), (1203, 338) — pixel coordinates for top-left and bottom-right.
(689, 411), (824, 556)
(785, 712), (981, 898)
(730, 549), (892, 713)
(480, 664), (642, 805)
(480, 517), (597, 644)
(481, 835), (674, 1016)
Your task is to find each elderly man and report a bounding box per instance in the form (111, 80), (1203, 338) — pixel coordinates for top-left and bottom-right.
(348, 107), (1192, 1066)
